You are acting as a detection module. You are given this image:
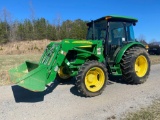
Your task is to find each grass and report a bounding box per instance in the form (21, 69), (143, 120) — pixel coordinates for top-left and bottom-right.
(122, 99), (160, 120)
(0, 54), (41, 86)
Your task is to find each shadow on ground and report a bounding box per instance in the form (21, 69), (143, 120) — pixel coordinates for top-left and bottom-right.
(12, 75), (126, 101)
(11, 80), (59, 103)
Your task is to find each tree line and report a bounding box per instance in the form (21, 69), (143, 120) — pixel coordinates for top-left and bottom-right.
(0, 7), (156, 45)
(0, 17), (88, 44)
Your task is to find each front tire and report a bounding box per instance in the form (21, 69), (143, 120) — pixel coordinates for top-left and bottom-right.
(76, 61), (108, 97)
(120, 46), (150, 84)
(56, 66), (72, 83)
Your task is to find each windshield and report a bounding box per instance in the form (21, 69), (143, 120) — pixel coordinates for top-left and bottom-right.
(86, 20), (107, 40)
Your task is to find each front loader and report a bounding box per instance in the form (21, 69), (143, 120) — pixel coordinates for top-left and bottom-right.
(9, 15), (150, 97)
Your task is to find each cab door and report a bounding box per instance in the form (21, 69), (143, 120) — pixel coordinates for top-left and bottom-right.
(108, 22), (126, 62)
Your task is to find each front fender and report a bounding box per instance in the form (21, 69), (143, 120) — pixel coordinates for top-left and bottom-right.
(115, 42), (145, 64)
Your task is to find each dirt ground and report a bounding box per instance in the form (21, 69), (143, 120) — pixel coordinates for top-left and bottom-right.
(149, 55), (160, 65)
(0, 64), (160, 120)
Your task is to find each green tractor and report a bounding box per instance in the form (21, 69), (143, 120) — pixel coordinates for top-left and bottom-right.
(9, 15), (150, 97)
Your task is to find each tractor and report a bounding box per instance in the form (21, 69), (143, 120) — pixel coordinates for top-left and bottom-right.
(9, 15), (150, 97)
(148, 42), (160, 55)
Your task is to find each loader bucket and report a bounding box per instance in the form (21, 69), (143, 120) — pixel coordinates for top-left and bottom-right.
(9, 61), (47, 92)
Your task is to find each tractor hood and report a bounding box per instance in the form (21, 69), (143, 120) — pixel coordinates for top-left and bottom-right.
(61, 39), (93, 45)
(59, 39), (96, 50)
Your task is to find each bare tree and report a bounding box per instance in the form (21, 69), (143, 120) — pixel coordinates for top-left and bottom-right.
(150, 39), (157, 44)
(29, 0), (35, 21)
(138, 34), (147, 45)
(1, 8), (11, 31)
(10, 21), (19, 41)
(0, 7), (17, 42)
(29, 0), (35, 40)
(138, 34), (145, 41)
(53, 14), (62, 40)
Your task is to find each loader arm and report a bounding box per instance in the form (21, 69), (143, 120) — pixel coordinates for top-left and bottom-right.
(9, 39), (105, 92)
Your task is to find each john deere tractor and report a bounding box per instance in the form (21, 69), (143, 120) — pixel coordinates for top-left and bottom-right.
(9, 15), (150, 97)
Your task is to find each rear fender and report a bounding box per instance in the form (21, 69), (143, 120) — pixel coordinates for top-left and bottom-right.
(115, 42), (145, 64)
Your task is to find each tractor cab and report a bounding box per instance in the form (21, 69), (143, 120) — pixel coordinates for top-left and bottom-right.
(87, 15), (138, 61)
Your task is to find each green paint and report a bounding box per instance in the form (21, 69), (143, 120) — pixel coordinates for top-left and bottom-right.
(9, 39), (105, 91)
(109, 64), (122, 75)
(115, 42), (145, 64)
(9, 61), (47, 91)
(87, 15), (138, 25)
(107, 15), (138, 22)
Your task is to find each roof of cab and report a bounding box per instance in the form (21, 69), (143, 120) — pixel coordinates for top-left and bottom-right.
(87, 15), (138, 25)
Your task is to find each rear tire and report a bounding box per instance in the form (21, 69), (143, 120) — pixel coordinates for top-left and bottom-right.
(76, 61), (108, 97)
(120, 46), (150, 84)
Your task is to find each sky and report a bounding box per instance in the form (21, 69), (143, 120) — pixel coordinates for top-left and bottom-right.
(0, 0), (160, 42)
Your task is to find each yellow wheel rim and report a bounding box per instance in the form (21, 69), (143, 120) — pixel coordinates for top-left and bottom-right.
(85, 67), (105, 92)
(135, 55), (148, 77)
(58, 66), (70, 79)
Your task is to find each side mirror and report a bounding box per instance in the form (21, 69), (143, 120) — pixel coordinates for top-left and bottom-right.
(133, 23), (136, 26)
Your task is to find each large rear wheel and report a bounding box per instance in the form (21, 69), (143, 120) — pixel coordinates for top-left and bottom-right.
(76, 61), (108, 97)
(120, 46), (150, 84)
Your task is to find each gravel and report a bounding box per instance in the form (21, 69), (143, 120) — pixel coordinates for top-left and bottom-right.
(0, 64), (160, 120)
